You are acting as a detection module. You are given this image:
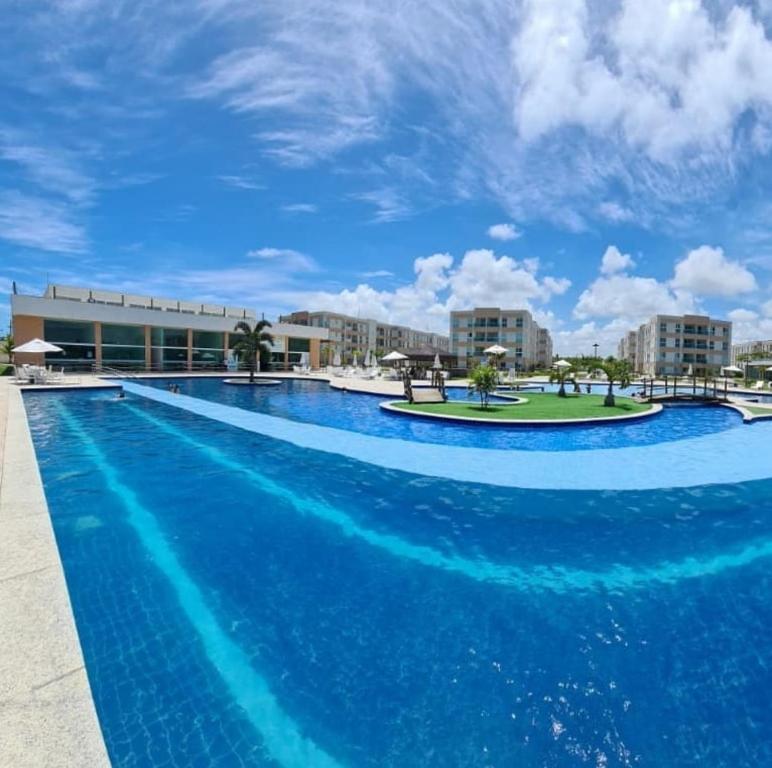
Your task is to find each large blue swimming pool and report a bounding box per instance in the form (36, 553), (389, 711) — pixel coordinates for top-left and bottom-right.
(138, 377), (741, 451)
(23, 382), (772, 767)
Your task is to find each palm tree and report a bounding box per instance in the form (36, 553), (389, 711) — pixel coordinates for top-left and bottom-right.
(467, 363), (499, 409)
(1, 334), (13, 365)
(232, 320), (274, 383)
(590, 358), (632, 406)
(548, 364), (575, 397)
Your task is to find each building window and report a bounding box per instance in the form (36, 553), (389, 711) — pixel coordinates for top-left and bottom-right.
(288, 337), (310, 353)
(151, 327), (187, 347)
(102, 323), (144, 346)
(193, 331), (224, 349)
(44, 318), (94, 344)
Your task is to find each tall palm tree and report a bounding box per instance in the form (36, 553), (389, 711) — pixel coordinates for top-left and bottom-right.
(548, 364), (575, 397)
(590, 358), (632, 406)
(1, 334), (13, 365)
(232, 320), (274, 383)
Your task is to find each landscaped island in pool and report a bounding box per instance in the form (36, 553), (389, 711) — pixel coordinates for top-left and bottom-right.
(384, 391), (655, 423)
(21, 376), (772, 766)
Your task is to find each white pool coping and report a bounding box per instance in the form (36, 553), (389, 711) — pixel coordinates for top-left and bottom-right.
(123, 381), (772, 491)
(0, 380), (110, 767)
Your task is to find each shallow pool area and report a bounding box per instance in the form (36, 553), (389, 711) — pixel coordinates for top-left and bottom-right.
(21, 380), (772, 767)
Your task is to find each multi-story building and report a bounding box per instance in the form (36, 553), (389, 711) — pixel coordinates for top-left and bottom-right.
(536, 326), (553, 369)
(279, 310), (449, 364)
(732, 340), (772, 365)
(617, 330), (638, 368)
(11, 285), (328, 371)
(619, 314), (731, 377)
(449, 307), (552, 371)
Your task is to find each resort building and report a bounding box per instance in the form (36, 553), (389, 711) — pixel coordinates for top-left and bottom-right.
(732, 339), (772, 365)
(619, 314), (731, 377)
(279, 310), (449, 364)
(617, 331), (638, 368)
(449, 307), (553, 371)
(11, 284), (328, 371)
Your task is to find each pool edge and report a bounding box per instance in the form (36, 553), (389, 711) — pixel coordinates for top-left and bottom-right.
(0, 380), (111, 767)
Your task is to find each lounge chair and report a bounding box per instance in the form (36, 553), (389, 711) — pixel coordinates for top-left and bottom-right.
(753, 380), (765, 390)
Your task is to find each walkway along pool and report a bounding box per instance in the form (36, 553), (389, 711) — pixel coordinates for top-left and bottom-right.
(21, 380), (772, 767)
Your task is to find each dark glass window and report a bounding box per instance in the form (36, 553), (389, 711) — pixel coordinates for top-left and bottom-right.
(44, 319), (94, 344)
(102, 324), (144, 346)
(151, 327), (188, 347)
(192, 331), (223, 349)
(288, 337), (310, 353)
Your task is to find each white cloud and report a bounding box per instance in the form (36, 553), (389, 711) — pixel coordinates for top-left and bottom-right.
(575, 273), (694, 321)
(487, 223), (521, 241)
(246, 247), (317, 272)
(281, 248), (569, 335)
(598, 201), (635, 223)
(0, 129), (96, 205)
(281, 203), (317, 214)
(600, 245), (635, 275)
(514, 0), (772, 161)
(671, 245), (757, 297)
(360, 269), (393, 278)
(0, 191), (87, 253)
(728, 308), (759, 322)
(353, 187), (412, 222)
(217, 175), (264, 190)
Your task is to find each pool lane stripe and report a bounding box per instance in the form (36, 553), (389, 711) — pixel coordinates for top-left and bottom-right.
(122, 382), (772, 491)
(124, 401), (772, 594)
(54, 403), (343, 768)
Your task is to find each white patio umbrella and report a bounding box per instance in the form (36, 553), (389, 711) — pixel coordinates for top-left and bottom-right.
(13, 338), (63, 354)
(553, 359), (572, 369)
(363, 349), (371, 367)
(352, 352), (359, 367)
(332, 350), (341, 367)
(722, 365), (743, 375)
(381, 350), (408, 362)
(432, 353), (442, 369)
(483, 344), (508, 356)
(766, 366), (772, 372)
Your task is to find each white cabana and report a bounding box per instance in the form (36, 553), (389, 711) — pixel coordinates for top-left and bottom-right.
(12, 338), (63, 354)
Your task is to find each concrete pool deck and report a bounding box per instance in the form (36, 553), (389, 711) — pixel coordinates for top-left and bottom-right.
(0, 379), (110, 767)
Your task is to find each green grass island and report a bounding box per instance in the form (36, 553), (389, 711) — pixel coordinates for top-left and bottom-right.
(386, 392), (656, 423)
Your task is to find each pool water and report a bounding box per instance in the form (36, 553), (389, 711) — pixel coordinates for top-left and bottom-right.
(139, 377), (741, 451)
(23, 386), (772, 767)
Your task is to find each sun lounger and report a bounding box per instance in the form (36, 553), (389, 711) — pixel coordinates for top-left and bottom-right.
(753, 381), (765, 390)
(410, 389), (446, 404)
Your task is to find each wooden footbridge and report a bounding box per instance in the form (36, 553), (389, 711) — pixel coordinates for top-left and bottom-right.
(638, 375), (730, 404)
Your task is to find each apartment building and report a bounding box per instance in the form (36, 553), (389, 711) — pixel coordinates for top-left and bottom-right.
(279, 310), (449, 363)
(617, 331), (637, 367)
(619, 314), (731, 377)
(11, 285), (328, 371)
(732, 339), (772, 365)
(449, 307), (553, 370)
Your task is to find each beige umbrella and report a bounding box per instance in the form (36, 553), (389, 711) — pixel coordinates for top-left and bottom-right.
(13, 338), (63, 353)
(381, 351), (408, 362)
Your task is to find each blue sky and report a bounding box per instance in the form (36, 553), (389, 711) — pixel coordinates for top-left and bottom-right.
(2, 0), (772, 354)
